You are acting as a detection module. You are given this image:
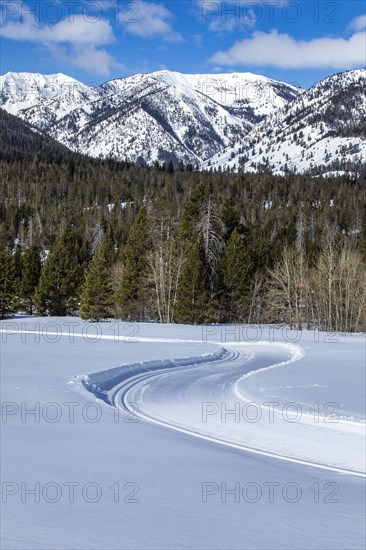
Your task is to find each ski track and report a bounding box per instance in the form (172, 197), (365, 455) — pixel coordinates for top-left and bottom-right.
(1, 328), (364, 478)
(111, 343), (365, 479)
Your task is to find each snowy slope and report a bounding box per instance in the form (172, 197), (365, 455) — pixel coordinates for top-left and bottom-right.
(0, 72), (101, 127)
(2, 69), (365, 173)
(1, 318), (365, 549)
(0, 70), (301, 165)
(206, 69), (366, 175)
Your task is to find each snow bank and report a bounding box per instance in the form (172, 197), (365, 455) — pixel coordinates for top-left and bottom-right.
(82, 347), (228, 404)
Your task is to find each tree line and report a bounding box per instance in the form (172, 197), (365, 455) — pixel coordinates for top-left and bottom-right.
(1, 107), (365, 330)
(1, 181), (365, 332)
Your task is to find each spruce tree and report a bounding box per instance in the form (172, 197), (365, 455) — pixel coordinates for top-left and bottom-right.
(117, 208), (152, 321)
(35, 230), (84, 316)
(13, 245), (23, 295)
(174, 242), (209, 324)
(178, 182), (209, 243)
(220, 229), (252, 322)
(80, 237), (114, 321)
(221, 197), (242, 239)
(21, 245), (42, 315)
(0, 248), (16, 319)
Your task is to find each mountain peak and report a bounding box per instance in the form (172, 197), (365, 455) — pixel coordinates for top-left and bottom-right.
(206, 68), (366, 176)
(1, 68), (363, 176)
(1, 71), (83, 85)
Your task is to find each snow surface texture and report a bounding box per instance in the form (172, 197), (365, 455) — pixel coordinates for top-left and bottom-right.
(1, 318), (365, 549)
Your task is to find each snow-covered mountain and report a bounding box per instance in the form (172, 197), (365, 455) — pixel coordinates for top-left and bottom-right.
(1, 69), (365, 175)
(0, 72), (101, 122)
(0, 70), (301, 166)
(206, 69), (366, 176)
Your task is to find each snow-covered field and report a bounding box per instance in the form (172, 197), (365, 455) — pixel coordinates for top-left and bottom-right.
(1, 318), (365, 549)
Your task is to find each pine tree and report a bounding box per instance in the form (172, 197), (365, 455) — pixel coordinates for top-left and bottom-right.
(102, 230), (116, 265)
(13, 245), (23, 294)
(35, 230), (84, 316)
(0, 248), (16, 319)
(21, 245), (42, 315)
(174, 242), (209, 324)
(220, 229), (253, 322)
(80, 237), (114, 321)
(221, 197), (242, 239)
(117, 208), (152, 321)
(178, 182), (209, 243)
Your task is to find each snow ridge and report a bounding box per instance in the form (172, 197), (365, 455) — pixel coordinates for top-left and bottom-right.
(1, 68), (365, 175)
(0, 69), (301, 165)
(206, 68), (366, 176)
(82, 347), (229, 404)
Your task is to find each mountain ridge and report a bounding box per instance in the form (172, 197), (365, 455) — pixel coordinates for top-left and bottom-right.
(205, 68), (366, 176)
(0, 69), (302, 166)
(1, 68), (365, 176)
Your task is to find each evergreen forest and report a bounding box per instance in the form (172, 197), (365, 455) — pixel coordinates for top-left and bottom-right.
(1, 108), (365, 331)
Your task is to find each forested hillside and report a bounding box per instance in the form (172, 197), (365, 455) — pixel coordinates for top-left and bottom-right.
(1, 109), (365, 330)
(206, 69), (366, 176)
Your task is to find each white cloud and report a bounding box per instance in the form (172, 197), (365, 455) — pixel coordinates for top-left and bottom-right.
(207, 18), (245, 33)
(348, 14), (366, 32)
(0, 14), (114, 45)
(0, 3), (121, 75)
(120, 1), (183, 41)
(71, 46), (123, 76)
(210, 29), (366, 69)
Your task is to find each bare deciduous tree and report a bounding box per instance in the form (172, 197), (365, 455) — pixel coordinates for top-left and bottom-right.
(267, 247), (310, 330)
(247, 271), (267, 325)
(312, 238), (366, 332)
(147, 222), (185, 323)
(197, 196), (225, 296)
(267, 235), (366, 332)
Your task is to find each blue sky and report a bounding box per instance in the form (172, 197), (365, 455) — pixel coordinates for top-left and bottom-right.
(1, 0), (365, 88)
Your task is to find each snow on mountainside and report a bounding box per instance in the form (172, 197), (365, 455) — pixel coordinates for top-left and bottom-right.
(1, 69), (364, 175)
(0, 70), (301, 166)
(206, 69), (366, 176)
(0, 72), (101, 123)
